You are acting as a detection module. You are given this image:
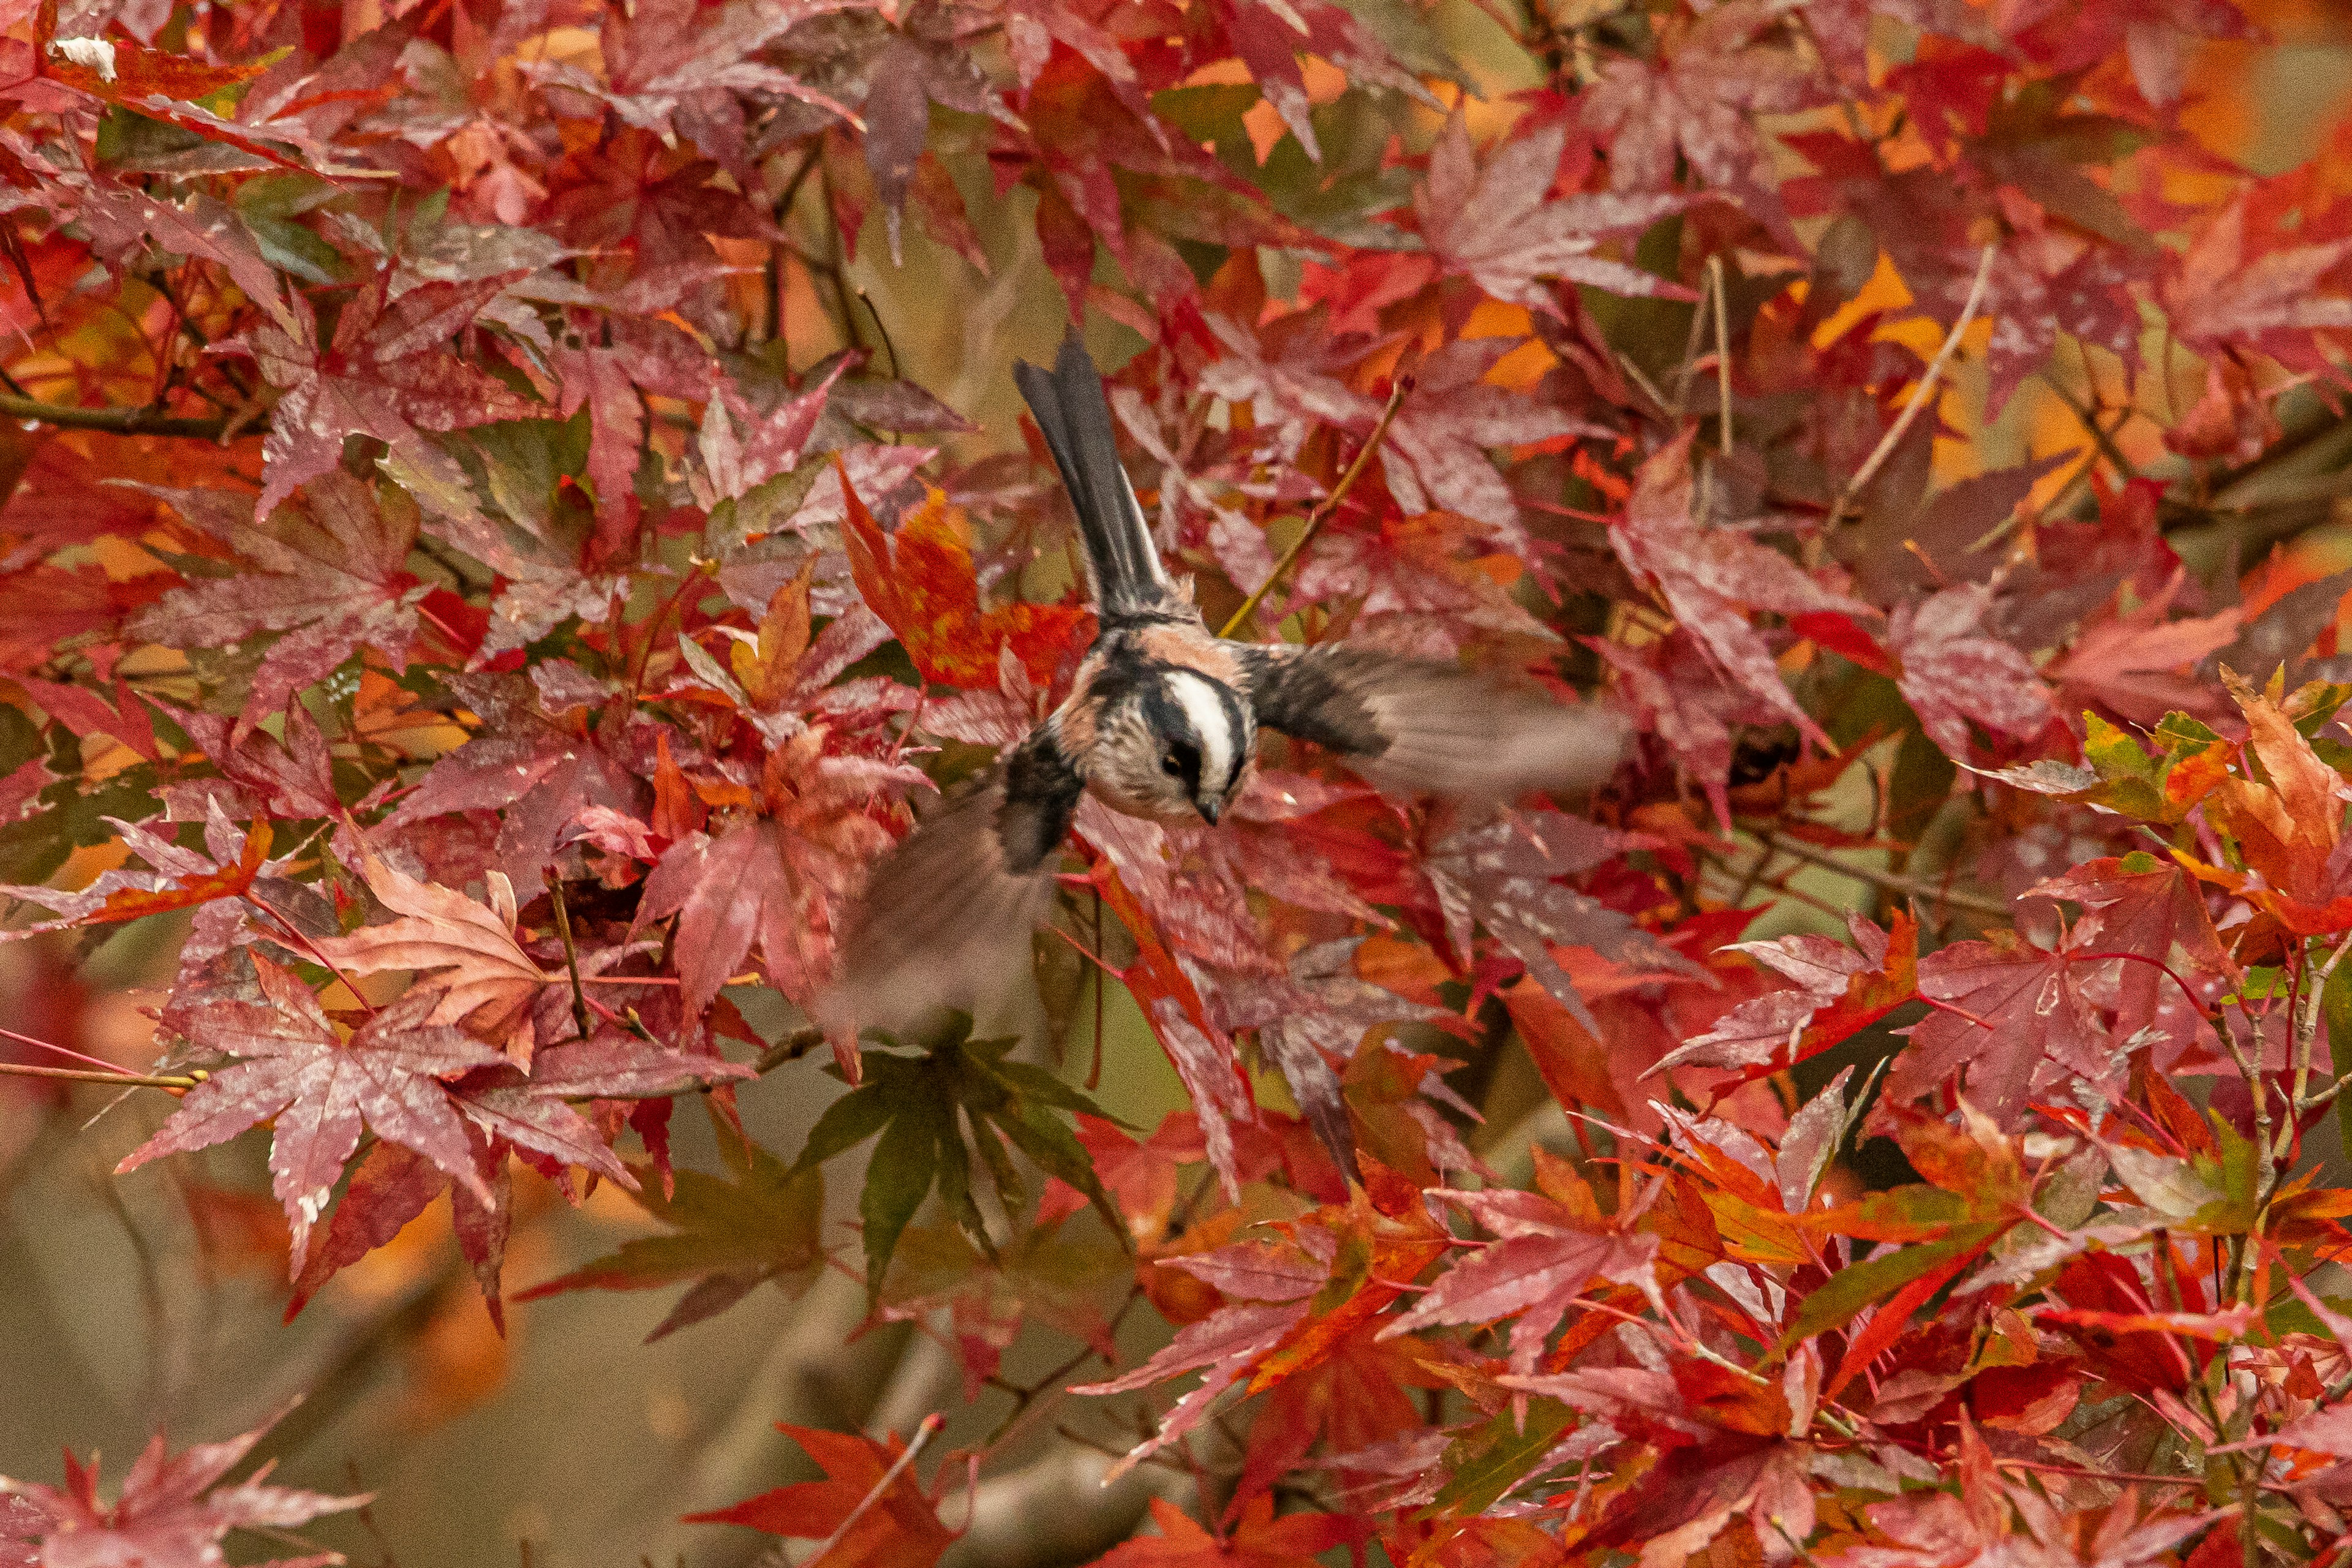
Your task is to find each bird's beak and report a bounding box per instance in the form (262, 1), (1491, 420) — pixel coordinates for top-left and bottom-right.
(1197, 798), (1221, 826)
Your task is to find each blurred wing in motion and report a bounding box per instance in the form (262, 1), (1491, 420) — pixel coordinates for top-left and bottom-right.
(1235, 643), (1630, 803)
(820, 729), (1084, 1041)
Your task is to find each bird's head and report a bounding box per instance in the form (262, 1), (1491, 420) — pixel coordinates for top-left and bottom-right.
(1121, 666), (1254, 826)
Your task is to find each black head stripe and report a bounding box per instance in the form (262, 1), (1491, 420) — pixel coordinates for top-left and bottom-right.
(1139, 680), (1191, 750)
(1212, 682), (1251, 791)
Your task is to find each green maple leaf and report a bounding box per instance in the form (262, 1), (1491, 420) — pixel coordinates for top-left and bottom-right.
(791, 1014), (1128, 1303)
(516, 1103), (823, 1342)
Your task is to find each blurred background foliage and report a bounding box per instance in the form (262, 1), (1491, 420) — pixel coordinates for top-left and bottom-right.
(7, 0), (2352, 1563)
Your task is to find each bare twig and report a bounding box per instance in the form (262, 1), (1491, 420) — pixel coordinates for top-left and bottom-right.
(2037, 366), (2137, 482)
(1709, 254), (1733, 454)
(1672, 263), (1714, 414)
(750, 1027), (827, 1077)
(1754, 827), (2011, 922)
(0, 1060), (201, 1090)
(1219, 374), (1414, 639)
(545, 872), (594, 1046)
(2290, 927), (2352, 1120)
(1831, 243), (1998, 524)
(0, 393), (256, 439)
(856, 288), (900, 384)
(0, 1024), (147, 1076)
(802, 1413), (946, 1568)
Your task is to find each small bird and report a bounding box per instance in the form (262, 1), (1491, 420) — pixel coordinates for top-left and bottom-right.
(822, 339), (1629, 1038)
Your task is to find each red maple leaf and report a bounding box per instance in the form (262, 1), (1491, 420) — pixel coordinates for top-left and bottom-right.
(1887, 585), (2056, 759)
(526, 0), (856, 165)
(1420, 809), (1694, 1032)
(311, 848), (553, 1064)
(288, 1034), (737, 1319)
(1381, 1179), (1657, 1376)
(131, 472), (427, 741)
(116, 951), (510, 1272)
(0, 1404), (364, 1568)
(1886, 931), (2113, 1127)
(2028, 854), (2233, 1052)
(285, 1133), (512, 1324)
(2192, 672), (2352, 934)
(635, 756), (896, 1028)
(239, 268), (541, 518)
(0, 810), (271, 937)
(37, 32), (331, 175)
(1079, 1184), (1449, 1477)
(0, 562), (168, 676)
(378, 672), (648, 889)
(685, 1423), (958, 1568)
(1653, 911), (1921, 1084)
(1580, 0), (1826, 238)
(1415, 115), (1688, 311)
(1611, 434), (1876, 748)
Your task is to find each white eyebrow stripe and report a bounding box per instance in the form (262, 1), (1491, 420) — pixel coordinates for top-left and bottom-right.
(1166, 669), (1235, 793)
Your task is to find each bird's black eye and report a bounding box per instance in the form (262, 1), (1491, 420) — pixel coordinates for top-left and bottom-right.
(1161, 754), (1183, 777)
(1163, 741), (1200, 786)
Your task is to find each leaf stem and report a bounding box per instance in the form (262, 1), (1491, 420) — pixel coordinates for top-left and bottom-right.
(1218, 374), (1414, 639)
(247, 889), (378, 1017)
(1831, 243), (1998, 524)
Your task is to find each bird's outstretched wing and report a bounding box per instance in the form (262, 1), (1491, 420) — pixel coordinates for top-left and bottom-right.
(1013, 337), (1180, 622)
(819, 729), (1085, 1041)
(1234, 643), (1629, 802)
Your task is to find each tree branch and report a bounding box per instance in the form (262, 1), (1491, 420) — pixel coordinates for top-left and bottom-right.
(1830, 243), (1998, 524)
(0, 1060), (201, 1090)
(1751, 827), (2012, 922)
(0, 393), (260, 440)
(1219, 374), (1414, 639)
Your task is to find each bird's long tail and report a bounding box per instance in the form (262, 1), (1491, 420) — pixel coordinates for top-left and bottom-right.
(1013, 337), (1172, 619)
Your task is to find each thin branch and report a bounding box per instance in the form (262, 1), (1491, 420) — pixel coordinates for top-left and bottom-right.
(1219, 374), (1414, 639)
(1672, 262), (1714, 414)
(0, 1024), (147, 1076)
(982, 1284), (1147, 1448)
(750, 1027), (827, 1077)
(855, 288), (900, 384)
(0, 1060), (201, 1090)
(1831, 243), (1998, 524)
(1709, 254), (1733, 454)
(545, 872), (594, 1046)
(2037, 368), (2138, 482)
(800, 1414), (946, 1568)
(0, 393), (256, 440)
(1753, 827), (2012, 922)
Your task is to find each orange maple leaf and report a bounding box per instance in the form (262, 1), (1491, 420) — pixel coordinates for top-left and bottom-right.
(684, 1424), (956, 1568)
(1093, 1496), (1363, 1568)
(2193, 672), (2352, 933)
(91, 820), (272, 925)
(838, 463), (1089, 690)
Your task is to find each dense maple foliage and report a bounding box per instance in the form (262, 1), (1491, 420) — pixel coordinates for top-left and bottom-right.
(10, 0), (2352, 1563)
